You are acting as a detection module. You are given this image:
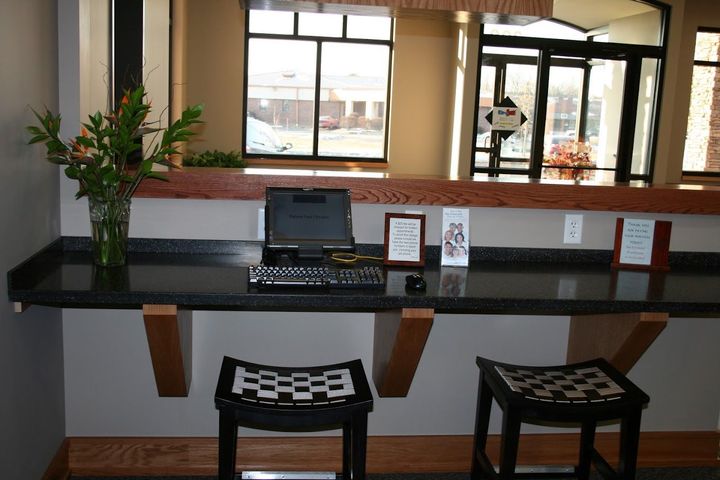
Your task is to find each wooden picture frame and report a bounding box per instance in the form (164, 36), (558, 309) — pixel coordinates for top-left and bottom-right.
(612, 218), (672, 271)
(383, 213), (426, 267)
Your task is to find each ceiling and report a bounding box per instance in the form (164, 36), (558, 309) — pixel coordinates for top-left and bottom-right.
(552, 0), (660, 31)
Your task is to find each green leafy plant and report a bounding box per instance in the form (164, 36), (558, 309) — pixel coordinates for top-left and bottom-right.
(27, 84), (204, 201)
(183, 149), (247, 168)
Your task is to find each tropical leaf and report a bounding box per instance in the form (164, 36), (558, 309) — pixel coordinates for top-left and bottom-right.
(28, 84), (202, 202)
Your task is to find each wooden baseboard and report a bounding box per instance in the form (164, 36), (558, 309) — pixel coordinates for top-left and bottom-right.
(62, 432), (719, 476)
(42, 438), (70, 480)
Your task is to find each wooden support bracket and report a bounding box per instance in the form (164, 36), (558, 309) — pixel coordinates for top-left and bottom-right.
(142, 304), (193, 397)
(373, 308), (434, 397)
(567, 312), (668, 374)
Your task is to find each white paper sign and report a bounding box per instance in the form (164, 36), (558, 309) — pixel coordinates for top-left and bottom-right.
(619, 219), (655, 265)
(387, 217), (422, 262)
(441, 208), (470, 267)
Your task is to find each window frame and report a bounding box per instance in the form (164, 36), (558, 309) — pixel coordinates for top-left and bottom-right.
(681, 27), (720, 180)
(242, 10), (394, 165)
(471, 8), (670, 182)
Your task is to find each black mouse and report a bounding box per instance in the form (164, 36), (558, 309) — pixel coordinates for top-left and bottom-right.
(405, 273), (427, 291)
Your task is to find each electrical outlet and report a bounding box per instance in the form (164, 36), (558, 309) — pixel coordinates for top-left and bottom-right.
(563, 214), (583, 244)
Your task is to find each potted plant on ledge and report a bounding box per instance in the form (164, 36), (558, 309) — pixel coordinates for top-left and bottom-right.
(27, 85), (203, 266)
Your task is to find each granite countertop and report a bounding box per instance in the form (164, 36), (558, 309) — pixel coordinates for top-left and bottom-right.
(7, 237), (720, 316)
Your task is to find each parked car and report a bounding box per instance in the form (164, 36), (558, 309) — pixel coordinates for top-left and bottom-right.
(246, 117), (292, 154)
(319, 115), (339, 129)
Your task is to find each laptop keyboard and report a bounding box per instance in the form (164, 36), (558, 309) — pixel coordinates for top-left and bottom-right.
(248, 265), (385, 289)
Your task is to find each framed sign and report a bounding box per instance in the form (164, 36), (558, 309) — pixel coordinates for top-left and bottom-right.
(612, 218), (671, 271)
(383, 213), (426, 267)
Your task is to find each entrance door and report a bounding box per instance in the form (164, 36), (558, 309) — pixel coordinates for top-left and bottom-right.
(472, 39), (648, 182)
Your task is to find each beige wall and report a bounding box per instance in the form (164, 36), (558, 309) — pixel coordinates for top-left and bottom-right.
(180, 4), (459, 175)
(183, 0), (246, 153)
(655, 0), (720, 183)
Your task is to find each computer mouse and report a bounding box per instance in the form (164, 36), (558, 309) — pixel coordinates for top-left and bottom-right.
(405, 273), (427, 291)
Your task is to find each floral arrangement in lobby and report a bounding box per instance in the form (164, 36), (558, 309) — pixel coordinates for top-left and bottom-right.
(542, 141), (595, 181)
(27, 84), (203, 266)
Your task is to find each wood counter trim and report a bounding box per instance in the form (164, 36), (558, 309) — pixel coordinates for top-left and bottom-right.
(566, 312), (668, 374)
(135, 171), (720, 215)
(63, 432), (720, 475)
(142, 305), (192, 397)
(373, 308), (434, 397)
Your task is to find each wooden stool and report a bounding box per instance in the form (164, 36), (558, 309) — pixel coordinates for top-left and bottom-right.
(472, 357), (649, 480)
(214, 356), (373, 480)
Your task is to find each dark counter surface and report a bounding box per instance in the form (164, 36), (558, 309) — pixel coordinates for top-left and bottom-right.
(7, 237), (720, 316)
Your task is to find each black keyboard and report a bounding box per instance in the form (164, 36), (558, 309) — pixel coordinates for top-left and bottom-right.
(248, 265), (385, 289)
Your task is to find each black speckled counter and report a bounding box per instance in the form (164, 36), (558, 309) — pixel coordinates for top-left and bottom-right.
(11, 236), (720, 399)
(7, 237), (720, 315)
(8, 237), (720, 315)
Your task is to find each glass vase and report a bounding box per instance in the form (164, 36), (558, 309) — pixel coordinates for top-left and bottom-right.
(88, 197), (131, 267)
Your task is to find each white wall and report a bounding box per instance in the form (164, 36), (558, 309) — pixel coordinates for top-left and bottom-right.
(0, 1), (64, 478)
(59, 196), (720, 437)
(57, 0), (720, 440)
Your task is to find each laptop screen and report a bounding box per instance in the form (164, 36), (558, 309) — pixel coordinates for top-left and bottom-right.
(265, 187), (355, 258)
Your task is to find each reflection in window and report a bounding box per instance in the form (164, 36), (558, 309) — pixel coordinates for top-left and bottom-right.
(683, 30), (720, 176)
(244, 10), (393, 163)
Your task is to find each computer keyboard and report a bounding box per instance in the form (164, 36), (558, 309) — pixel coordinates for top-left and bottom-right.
(248, 264), (385, 289)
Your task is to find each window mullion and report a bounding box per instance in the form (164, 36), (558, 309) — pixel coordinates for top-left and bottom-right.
(313, 41), (323, 157)
(615, 53), (642, 182)
(578, 62), (591, 142)
(529, 49), (551, 179)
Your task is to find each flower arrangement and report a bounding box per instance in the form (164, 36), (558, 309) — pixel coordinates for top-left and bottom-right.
(543, 141), (595, 180)
(27, 85), (203, 265)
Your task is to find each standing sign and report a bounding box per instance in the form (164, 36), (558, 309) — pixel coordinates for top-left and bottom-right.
(440, 208), (470, 267)
(383, 213), (426, 267)
(612, 218), (672, 271)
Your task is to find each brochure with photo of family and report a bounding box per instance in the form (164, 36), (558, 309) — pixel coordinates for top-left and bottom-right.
(440, 208), (469, 267)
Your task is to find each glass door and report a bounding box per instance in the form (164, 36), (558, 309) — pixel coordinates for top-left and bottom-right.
(474, 51), (538, 178)
(472, 36), (657, 182)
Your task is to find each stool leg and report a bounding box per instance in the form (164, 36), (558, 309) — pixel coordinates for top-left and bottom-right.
(471, 373), (494, 480)
(497, 409), (522, 480)
(218, 409), (239, 480)
(343, 419), (351, 480)
(577, 420), (596, 480)
(617, 409), (643, 479)
(349, 411), (369, 480)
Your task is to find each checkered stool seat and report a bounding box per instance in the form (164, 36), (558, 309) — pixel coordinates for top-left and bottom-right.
(214, 356), (373, 480)
(472, 357), (649, 480)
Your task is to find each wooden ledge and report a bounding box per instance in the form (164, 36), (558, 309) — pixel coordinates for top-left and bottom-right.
(135, 170), (720, 215)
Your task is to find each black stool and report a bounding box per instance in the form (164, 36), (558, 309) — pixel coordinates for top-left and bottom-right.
(214, 356), (373, 480)
(472, 357), (649, 480)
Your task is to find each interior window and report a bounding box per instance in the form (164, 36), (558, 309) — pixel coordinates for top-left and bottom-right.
(471, 2), (668, 182)
(244, 10), (393, 163)
(682, 29), (720, 178)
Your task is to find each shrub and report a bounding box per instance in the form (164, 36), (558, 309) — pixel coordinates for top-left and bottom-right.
(183, 150), (247, 168)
